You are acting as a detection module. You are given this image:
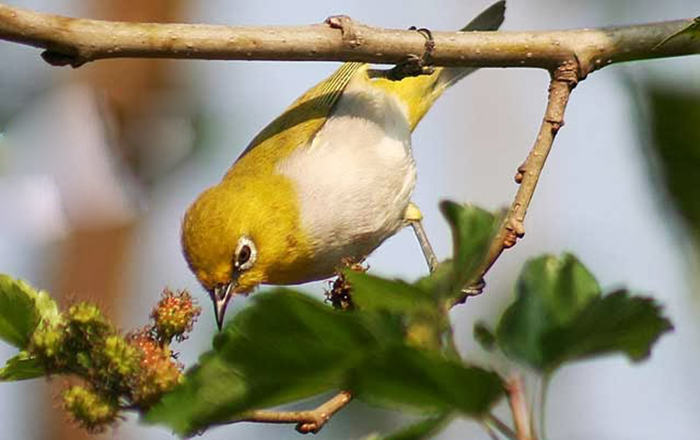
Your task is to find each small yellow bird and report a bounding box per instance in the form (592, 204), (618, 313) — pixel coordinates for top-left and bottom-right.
(182, 2), (505, 328)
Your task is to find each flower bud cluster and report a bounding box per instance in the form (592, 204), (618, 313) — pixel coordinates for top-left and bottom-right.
(25, 288), (201, 432)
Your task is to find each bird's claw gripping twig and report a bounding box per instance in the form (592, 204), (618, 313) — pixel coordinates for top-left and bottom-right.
(390, 26), (435, 79)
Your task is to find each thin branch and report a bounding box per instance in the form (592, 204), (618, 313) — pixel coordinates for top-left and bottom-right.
(507, 374), (536, 440)
(458, 62), (576, 303)
(224, 391), (352, 434)
(0, 2), (698, 72)
(538, 375), (551, 440)
(487, 413), (518, 440)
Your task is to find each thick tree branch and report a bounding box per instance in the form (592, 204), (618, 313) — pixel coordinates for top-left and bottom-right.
(0, 2), (698, 74)
(223, 390), (352, 434)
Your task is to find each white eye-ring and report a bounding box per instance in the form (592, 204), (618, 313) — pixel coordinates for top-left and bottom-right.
(234, 236), (257, 271)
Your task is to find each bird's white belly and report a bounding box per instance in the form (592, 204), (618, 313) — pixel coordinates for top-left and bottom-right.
(277, 82), (416, 278)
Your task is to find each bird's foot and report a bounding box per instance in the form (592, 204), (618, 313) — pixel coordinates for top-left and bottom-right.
(389, 26), (435, 80)
(454, 278), (487, 305)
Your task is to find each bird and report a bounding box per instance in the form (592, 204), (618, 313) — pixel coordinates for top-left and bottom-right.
(181, 1), (506, 329)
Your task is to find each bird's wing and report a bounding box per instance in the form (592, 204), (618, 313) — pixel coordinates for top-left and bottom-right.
(235, 62), (365, 166)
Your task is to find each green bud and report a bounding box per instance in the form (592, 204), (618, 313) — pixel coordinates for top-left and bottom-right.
(103, 335), (139, 377)
(68, 302), (109, 327)
(30, 323), (63, 358)
(63, 385), (119, 432)
(65, 302), (114, 349)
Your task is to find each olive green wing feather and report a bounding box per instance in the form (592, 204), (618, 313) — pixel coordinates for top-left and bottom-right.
(232, 62), (365, 173)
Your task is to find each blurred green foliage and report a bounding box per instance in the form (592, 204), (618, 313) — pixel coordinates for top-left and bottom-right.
(642, 85), (700, 247)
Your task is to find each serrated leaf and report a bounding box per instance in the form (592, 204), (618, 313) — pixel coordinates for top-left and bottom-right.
(348, 346), (504, 417)
(496, 254), (601, 370)
(493, 255), (672, 373)
(541, 290), (673, 368)
(0, 275), (42, 349)
(418, 203), (500, 302)
(145, 289), (401, 435)
(367, 414), (452, 440)
(0, 352), (44, 381)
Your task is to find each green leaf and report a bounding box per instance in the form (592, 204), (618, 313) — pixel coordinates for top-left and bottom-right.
(145, 289), (400, 435)
(345, 271), (437, 316)
(542, 290), (673, 368)
(366, 414), (452, 440)
(0, 275), (42, 349)
(349, 346), (504, 417)
(418, 203), (500, 302)
(345, 271), (447, 350)
(496, 254), (601, 370)
(493, 254), (672, 373)
(473, 322), (496, 351)
(0, 352), (44, 381)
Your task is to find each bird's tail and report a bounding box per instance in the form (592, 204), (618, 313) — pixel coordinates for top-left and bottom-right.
(370, 1), (505, 130)
(435, 0), (506, 90)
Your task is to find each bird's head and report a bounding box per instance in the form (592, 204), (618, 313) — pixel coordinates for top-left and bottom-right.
(181, 175), (311, 330)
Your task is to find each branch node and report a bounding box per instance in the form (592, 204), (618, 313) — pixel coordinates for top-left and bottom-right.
(325, 15), (363, 48)
(40, 50), (86, 68)
(545, 118), (564, 133)
(514, 163), (526, 184)
(295, 418), (322, 434)
(504, 219), (525, 248)
(552, 62), (580, 86)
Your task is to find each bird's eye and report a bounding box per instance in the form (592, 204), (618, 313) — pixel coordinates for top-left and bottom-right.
(237, 245), (251, 266)
(234, 236), (256, 271)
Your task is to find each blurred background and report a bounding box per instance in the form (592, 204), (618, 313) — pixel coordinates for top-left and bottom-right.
(1, 0), (699, 439)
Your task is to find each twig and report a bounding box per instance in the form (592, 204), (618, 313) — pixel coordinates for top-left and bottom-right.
(487, 413), (518, 440)
(228, 390), (352, 434)
(458, 62), (577, 303)
(0, 3), (698, 71)
(538, 375), (551, 440)
(507, 374), (536, 440)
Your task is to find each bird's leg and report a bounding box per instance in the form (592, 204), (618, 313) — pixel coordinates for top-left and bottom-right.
(405, 203), (487, 299)
(404, 202), (438, 273)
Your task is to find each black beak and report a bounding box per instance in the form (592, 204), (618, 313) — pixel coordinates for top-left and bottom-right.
(211, 283), (234, 331)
